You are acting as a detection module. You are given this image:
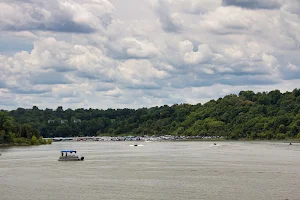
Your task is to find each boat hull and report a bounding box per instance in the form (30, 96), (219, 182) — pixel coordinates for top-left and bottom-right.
(58, 156), (84, 161)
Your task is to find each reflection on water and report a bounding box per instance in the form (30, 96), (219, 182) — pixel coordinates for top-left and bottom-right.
(1, 141), (300, 200)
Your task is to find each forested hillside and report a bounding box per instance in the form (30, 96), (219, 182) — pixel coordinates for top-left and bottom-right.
(3, 89), (300, 140)
(0, 112), (52, 145)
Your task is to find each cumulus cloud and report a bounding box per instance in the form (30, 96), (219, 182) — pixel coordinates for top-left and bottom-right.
(110, 37), (159, 59)
(52, 85), (79, 98)
(100, 86), (123, 97)
(3, 37), (118, 80)
(117, 59), (168, 89)
(281, 1), (300, 15)
(0, 0), (115, 33)
(182, 43), (216, 65)
(1, 0), (300, 110)
(153, 0), (183, 33)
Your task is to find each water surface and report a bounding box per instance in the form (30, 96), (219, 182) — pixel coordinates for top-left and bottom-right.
(1, 141), (299, 200)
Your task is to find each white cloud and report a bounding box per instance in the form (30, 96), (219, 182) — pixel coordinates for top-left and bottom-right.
(52, 85), (78, 98)
(100, 86), (123, 97)
(0, 0), (300, 110)
(117, 59), (168, 88)
(183, 44), (215, 65)
(0, 0), (114, 33)
(117, 37), (159, 58)
(153, 0), (183, 33)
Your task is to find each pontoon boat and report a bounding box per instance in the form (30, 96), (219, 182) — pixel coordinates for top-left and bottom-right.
(58, 150), (84, 161)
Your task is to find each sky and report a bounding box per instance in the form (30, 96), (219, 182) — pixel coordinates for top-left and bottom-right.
(0, 0), (300, 110)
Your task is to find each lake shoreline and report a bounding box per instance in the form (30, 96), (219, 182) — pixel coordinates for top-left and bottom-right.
(168, 138), (300, 143)
(2, 138), (299, 147)
(0, 143), (52, 148)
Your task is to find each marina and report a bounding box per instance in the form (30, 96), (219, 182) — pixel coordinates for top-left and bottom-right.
(49, 135), (225, 142)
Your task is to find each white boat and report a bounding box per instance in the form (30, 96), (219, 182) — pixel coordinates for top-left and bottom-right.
(58, 150), (84, 161)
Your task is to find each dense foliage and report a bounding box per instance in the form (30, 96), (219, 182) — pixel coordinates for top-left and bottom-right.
(3, 89), (300, 140)
(0, 112), (52, 145)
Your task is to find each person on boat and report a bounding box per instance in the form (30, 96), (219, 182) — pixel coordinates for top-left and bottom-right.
(289, 143), (292, 145)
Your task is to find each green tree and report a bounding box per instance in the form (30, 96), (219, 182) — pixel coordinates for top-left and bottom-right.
(31, 135), (39, 145)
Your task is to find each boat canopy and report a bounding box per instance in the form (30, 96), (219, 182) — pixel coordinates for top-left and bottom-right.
(61, 150), (77, 153)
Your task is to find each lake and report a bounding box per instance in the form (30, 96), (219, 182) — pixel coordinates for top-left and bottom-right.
(0, 141), (299, 200)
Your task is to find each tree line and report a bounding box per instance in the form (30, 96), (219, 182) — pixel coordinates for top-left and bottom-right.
(0, 112), (52, 145)
(2, 88), (300, 140)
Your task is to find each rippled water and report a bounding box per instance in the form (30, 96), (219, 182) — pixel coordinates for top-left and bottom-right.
(1, 141), (300, 200)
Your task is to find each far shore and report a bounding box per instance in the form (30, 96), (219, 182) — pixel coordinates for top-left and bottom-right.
(170, 138), (300, 143)
(2, 138), (299, 148)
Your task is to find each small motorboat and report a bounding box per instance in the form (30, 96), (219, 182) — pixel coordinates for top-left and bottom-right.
(58, 150), (84, 161)
(129, 144), (144, 147)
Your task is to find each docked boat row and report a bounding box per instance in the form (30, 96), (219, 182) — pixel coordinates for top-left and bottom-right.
(51, 135), (225, 142)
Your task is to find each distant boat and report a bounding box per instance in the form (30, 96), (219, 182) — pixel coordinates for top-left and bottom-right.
(129, 144), (144, 147)
(53, 137), (73, 142)
(58, 150), (84, 161)
(53, 137), (63, 142)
